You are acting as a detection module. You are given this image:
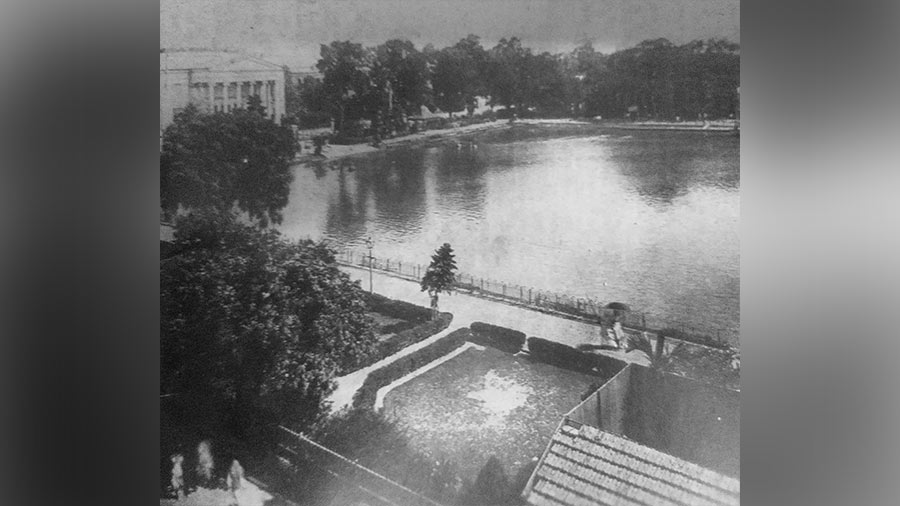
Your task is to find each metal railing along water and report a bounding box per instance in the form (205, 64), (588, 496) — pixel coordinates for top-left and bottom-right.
(337, 248), (738, 347)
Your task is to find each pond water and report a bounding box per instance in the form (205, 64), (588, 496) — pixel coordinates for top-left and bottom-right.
(277, 124), (739, 342)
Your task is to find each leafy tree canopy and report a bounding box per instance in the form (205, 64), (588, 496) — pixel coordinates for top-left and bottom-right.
(160, 104), (297, 227)
(161, 213), (377, 429)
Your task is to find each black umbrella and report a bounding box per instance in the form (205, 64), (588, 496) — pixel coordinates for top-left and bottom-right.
(605, 302), (630, 326)
(605, 302), (630, 311)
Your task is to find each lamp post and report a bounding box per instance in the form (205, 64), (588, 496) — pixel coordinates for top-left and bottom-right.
(365, 236), (374, 293)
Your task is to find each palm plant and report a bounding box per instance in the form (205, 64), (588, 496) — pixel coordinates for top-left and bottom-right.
(626, 333), (684, 371)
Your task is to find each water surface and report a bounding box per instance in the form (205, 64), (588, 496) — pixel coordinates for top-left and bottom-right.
(278, 125), (739, 341)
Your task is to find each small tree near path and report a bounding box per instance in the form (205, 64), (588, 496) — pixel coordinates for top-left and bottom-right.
(420, 243), (457, 318)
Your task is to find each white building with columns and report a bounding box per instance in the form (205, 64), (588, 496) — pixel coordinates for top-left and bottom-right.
(160, 49), (286, 136)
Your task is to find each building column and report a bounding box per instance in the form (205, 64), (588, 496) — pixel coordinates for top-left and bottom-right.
(237, 81), (244, 108)
(262, 80), (270, 117)
(274, 76), (285, 123)
(269, 80), (276, 120)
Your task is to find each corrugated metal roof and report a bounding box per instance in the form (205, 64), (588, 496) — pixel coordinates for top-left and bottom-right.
(524, 420), (739, 506)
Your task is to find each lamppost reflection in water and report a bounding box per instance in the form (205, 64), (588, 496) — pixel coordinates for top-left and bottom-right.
(365, 236), (374, 293)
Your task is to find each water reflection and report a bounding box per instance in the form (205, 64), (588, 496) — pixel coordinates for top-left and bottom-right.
(608, 132), (740, 206)
(363, 149), (429, 238)
(433, 145), (488, 221)
(323, 166), (367, 245)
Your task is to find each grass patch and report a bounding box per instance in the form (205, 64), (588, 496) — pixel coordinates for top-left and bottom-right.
(381, 345), (600, 482)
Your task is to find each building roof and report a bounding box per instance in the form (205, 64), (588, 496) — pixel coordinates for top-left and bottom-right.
(160, 50), (284, 73)
(524, 420), (740, 506)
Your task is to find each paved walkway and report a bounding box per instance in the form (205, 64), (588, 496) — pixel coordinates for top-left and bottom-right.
(326, 266), (649, 413)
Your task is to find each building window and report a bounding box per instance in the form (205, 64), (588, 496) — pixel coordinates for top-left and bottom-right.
(227, 83), (237, 100)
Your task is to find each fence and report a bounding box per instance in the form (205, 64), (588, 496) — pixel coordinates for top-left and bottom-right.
(337, 248), (738, 347)
(276, 426), (445, 506)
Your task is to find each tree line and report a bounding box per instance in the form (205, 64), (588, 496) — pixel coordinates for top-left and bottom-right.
(287, 35), (740, 133)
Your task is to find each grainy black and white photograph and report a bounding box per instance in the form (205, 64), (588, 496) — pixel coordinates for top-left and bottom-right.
(159, 1), (741, 504)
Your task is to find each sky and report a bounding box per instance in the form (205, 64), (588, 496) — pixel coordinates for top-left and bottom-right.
(160, 0), (740, 71)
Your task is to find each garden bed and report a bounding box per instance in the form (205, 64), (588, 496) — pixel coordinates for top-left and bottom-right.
(353, 328), (470, 410)
(340, 295), (453, 374)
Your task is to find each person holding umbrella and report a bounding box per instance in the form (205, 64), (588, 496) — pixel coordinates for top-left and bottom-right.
(605, 302), (630, 348)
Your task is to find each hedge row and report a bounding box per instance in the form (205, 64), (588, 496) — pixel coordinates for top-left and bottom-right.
(526, 337), (627, 378)
(365, 293), (432, 324)
(353, 327), (471, 410)
(657, 327), (731, 350)
(469, 322), (526, 354)
(375, 313), (453, 362)
(342, 313), (453, 374)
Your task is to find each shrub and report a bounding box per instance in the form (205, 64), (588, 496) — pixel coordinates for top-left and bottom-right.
(527, 337), (627, 378)
(469, 322), (526, 354)
(353, 328), (471, 410)
(658, 327), (730, 350)
(342, 313), (452, 374)
(365, 293), (431, 323)
(378, 320), (420, 335)
(375, 313), (453, 361)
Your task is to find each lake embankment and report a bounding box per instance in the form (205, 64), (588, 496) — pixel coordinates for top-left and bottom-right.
(293, 118), (593, 164)
(601, 119), (740, 132)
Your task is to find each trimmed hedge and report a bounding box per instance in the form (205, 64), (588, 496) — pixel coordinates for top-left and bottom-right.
(353, 327), (471, 410)
(526, 337), (627, 377)
(469, 322), (526, 354)
(375, 313), (453, 361)
(365, 292), (432, 324)
(342, 313), (453, 374)
(657, 327), (730, 350)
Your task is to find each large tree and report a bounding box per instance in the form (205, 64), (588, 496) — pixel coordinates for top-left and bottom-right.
(420, 243), (457, 316)
(369, 39), (432, 133)
(485, 37), (530, 113)
(431, 35), (487, 117)
(317, 41), (373, 132)
(286, 75), (332, 128)
(161, 213), (377, 430)
(160, 104), (297, 227)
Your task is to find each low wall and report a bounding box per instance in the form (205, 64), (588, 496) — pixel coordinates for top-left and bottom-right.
(624, 366), (740, 476)
(568, 363), (740, 477)
(567, 365), (632, 436)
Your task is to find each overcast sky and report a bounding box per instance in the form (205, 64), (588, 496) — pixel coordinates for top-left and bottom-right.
(160, 0), (739, 70)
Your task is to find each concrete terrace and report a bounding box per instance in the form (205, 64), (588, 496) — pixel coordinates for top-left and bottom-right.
(326, 266), (650, 413)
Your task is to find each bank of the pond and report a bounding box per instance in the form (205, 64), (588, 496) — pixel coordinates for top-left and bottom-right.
(601, 119), (740, 132)
(293, 118), (593, 164)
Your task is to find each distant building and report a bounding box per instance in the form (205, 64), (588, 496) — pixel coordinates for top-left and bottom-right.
(522, 363), (740, 505)
(160, 49), (286, 135)
(288, 69), (322, 86)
